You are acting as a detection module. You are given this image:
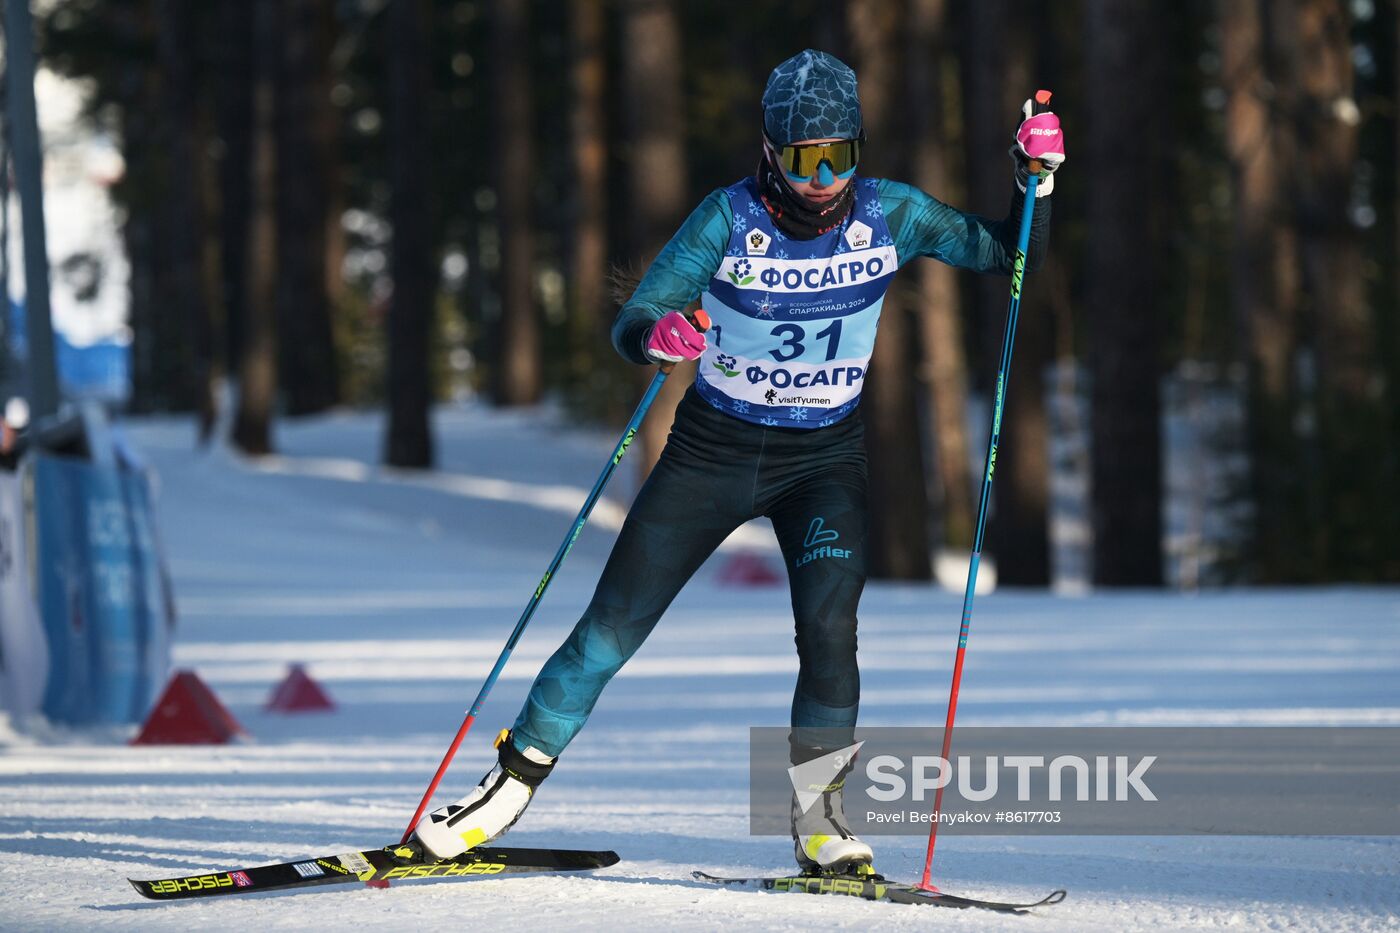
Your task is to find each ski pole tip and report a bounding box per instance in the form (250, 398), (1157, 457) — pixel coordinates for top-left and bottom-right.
(365, 879), (391, 889)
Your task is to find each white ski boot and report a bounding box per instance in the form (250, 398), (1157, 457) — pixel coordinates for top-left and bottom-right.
(790, 743), (874, 874)
(411, 729), (556, 861)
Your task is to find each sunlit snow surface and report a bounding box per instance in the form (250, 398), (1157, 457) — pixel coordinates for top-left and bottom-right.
(2, 405), (1397, 931)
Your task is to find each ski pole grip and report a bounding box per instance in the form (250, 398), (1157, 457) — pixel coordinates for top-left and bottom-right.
(1027, 88), (1053, 176)
(658, 308), (712, 374)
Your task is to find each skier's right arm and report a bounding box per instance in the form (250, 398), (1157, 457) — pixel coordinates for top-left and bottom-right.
(611, 190), (732, 365)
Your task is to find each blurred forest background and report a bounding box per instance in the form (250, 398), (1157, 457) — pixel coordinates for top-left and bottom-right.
(25, 0), (1400, 586)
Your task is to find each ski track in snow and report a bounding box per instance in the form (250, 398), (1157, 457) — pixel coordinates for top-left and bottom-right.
(2, 405), (1398, 931)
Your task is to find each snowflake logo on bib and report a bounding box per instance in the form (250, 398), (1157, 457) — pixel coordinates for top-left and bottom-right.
(756, 294), (775, 318)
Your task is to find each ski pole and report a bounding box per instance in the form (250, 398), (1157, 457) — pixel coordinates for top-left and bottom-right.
(398, 309), (711, 845)
(917, 90), (1052, 891)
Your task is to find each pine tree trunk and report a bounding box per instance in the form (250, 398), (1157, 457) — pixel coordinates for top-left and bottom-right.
(569, 0), (608, 393)
(275, 0), (339, 416)
(1392, 0), (1400, 579)
(956, 0), (1049, 585)
(1293, 0), (1386, 575)
(384, 0), (435, 468)
(1224, 1), (1297, 399)
(1084, 0), (1164, 586)
(1222, 0), (1307, 579)
(997, 329), (1052, 587)
(1394, 0), (1400, 501)
(156, 0), (213, 429)
(993, 34), (1051, 588)
(215, 0), (253, 406)
(909, 0), (975, 551)
(319, 0), (345, 359)
(196, 104), (225, 440)
(112, 3), (172, 413)
(1295, 0), (1368, 403)
(320, 2), (346, 387)
(850, 0), (932, 580)
(621, 0), (688, 480)
(493, 0), (542, 406)
(124, 208), (158, 412)
(959, 0), (1015, 376)
(233, 0), (279, 455)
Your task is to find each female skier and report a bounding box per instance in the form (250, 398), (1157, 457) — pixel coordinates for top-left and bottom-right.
(413, 49), (1064, 875)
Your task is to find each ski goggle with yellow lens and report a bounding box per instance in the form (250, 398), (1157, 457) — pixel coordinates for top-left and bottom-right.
(765, 134), (864, 184)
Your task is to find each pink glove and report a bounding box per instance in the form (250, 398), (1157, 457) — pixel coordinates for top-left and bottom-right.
(1012, 95), (1065, 197)
(645, 311), (707, 364)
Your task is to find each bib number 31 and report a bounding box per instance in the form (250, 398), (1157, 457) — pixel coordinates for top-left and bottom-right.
(768, 319), (842, 363)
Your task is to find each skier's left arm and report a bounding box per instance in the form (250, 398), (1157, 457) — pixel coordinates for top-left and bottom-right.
(611, 190), (731, 365)
(883, 99), (1063, 275)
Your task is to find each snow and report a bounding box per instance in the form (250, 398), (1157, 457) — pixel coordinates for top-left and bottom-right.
(1, 403), (1397, 931)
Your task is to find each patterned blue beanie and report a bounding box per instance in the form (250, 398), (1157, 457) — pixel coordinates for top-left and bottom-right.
(761, 50), (862, 147)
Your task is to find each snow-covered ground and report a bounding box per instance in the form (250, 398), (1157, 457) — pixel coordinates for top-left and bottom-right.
(1, 404), (1397, 931)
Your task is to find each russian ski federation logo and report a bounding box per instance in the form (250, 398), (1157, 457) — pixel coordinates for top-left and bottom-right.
(844, 220), (873, 251)
(788, 741), (864, 814)
(746, 228), (772, 256)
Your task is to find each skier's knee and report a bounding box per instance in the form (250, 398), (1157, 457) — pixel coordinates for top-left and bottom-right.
(794, 613), (858, 662)
(566, 614), (634, 679)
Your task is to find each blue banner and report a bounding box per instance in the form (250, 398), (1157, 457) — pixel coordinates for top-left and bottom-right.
(32, 454), (170, 725)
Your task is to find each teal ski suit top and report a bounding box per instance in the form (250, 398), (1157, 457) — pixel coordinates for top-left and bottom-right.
(612, 179), (1051, 366)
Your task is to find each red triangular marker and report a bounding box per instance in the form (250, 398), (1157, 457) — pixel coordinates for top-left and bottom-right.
(131, 670), (247, 745)
(265, 663), (335, 713)
(717, 552), (783, 586)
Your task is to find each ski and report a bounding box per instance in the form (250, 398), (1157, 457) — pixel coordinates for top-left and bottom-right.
(130, 844), (620, 901)
(692, 870), (1066, 913)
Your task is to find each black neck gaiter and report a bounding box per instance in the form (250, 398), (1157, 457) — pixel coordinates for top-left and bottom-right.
(755, 150), (856, 241)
